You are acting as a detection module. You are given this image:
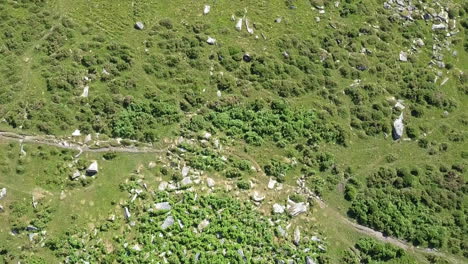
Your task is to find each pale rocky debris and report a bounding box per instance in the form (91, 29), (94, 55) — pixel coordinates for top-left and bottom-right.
(207, 37), (216, 45)
(181, 166), (190, 177)
(277, 226), (287, 237)
(132, 244), (142, 251)
(286, 199), (307, 217)
(399, 51), (408, 62)
(86, 161), (98, 175)
(71, 170), (81, 180)
(394, 101), (405, 110)
(203, 5), (211, 15)
(72, 129), (81, 137)
(393, 112), (404, 140)
(245, 18), (254, 34)
(293, 227), (301, 245)
(135, 22), (144, 30)
(415, 38), (425, 47)
(84, 134), (92, 143)
(161, 215), (175, 229)
(251, 191), (265, 202)
(0, 188), (6, 200)
(198, 219), (210, 231)
(273, 203), (285, 214)
(158, 181), (168, 191)
(268, 178), (277, 189)
(306, 256), (317, 264)
(155, 202), (171, 211)
(181, 177), (193, 186)
(432, 24), (446, 30)
(124, 207), (131, 220)
(235, 18), (243, 31)
(217, 90), (222, 97)
(203, 132), (212, 140)
(206, 178), (215, 188)
(80, 86), (89, 97)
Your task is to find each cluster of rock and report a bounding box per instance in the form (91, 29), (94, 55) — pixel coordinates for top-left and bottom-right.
(384, 0), (458, 73)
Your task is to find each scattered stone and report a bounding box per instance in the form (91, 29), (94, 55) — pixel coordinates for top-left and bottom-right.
(415, 38), (425, 47)
(132, 244), (142, 251)
(443, 111), (449, 117)
(135, 22), (144, 30)
(216, 90), (222, 97)
(399, 51), (408, 62)
(306, 256), (317, 264)
(181, 177), (193, 187)
(251, 191), (265, 202)
(60, 191), (66, 200)
(282, 51), (290, 59)
(0, 188), (6, 200)
(207, 37), (216, 45)
(275, 17), (282, 23)
(161, 215), (175, 230)
(0, 204), (4, 212)
(86, 161), (98, 176)
(356, 65), (367, 71)
(277, 226), (287, 237)
(80, 85), (89, 97)
(315, 17), (321, 22)
(198, 219), (210, 231)
(72, 129), (81, 137)
(181, 166), (190, 177)
(432, 24), (446, 30)
(394, 101), (405, 110)
(273, 203), (285, 214)
(124, 207), (131, 220)
(268, 178), (277, 189)
(26, 225), (39, 232)
(441, 77), (449, 86)
(84, 134), (92, 143)
(28, 233), (38, 242)
(293, 227), (301, 246)
(155, 202), (171, 211)
(243, 53), (252, 62)
(71, 170), (81, 180)
(206, 178), (215, 188)
(158, 181), (169, 191)
(286, 199), (307, 217)
(236, 18), (243, 31)
(203, 132), (212, 140)
(203, 5), (211, 15)
(148, 161), (156, 169)
(392, 113), (404, 140)
(108, 214), (115, 222)
(245, 18), (254, 34)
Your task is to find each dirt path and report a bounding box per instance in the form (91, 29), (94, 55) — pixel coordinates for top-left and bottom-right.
(0, 131), (169, 154)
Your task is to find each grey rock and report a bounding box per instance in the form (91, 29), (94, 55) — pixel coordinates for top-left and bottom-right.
(432, 24), (446, 30)
(294, 227), (301, 245)
(135, 22), (144, 30)
(161, 215), (175, 229)
(0, 188), (6, 200)
(155, 202), (171, 211)
(393, 113), (404, 140)
(207, 37), (216, 45)
(277, 226), (287, 237)
(206, 178), (215, 188)
(251, 191), (265, 202)
(124, 207), (131, 220)
(181, 177), (193, 186)
(399, 51), (408, 62)
(181, 166), (190, 177)
(86, 161), (98, 176)
(306, 256), (317, 264)
(273, 203), (285, 214)
(286, 199), (307, 217)
(198, 219), (210, 231)
(158, 181), (168, 191)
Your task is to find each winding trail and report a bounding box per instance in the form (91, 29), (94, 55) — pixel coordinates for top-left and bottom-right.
(0, 131), (169, 154)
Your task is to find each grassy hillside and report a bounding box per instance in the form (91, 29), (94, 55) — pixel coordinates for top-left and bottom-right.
(0, 0), (467, 263)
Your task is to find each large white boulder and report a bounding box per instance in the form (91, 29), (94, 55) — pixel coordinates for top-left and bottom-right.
(393, 113), (404, 140)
